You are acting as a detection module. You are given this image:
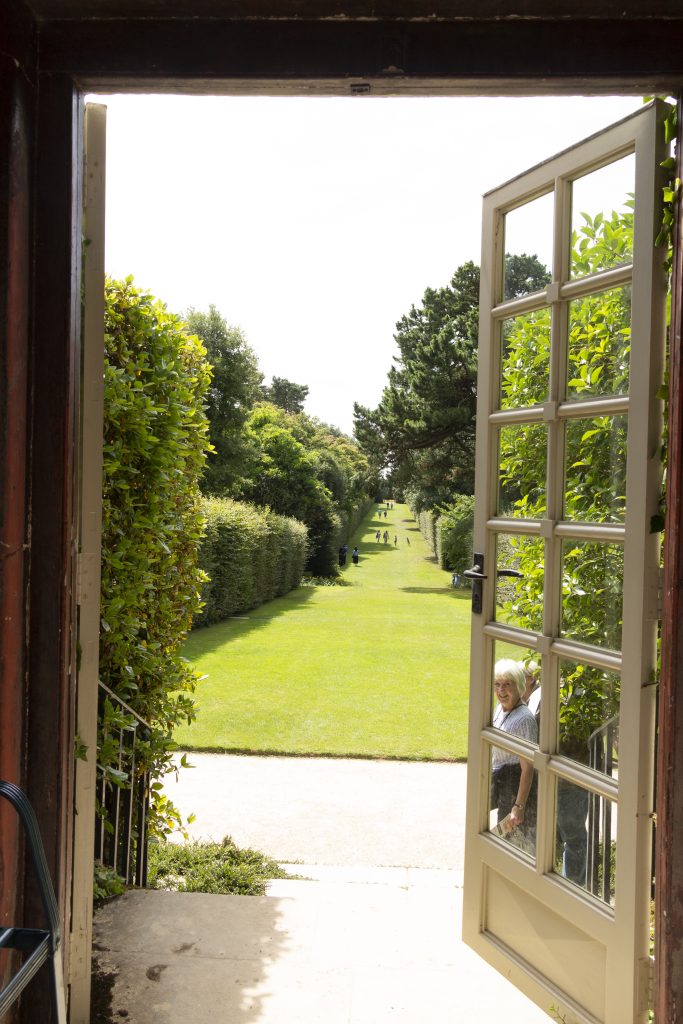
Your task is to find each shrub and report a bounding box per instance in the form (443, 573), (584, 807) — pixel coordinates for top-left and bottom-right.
(336, 498), (375, 550)
(195, 497), (308, 626)
(437, 495), (475, 573)
(411, 506), (440, 560)
(147, 836), (290, 896)
(99, 277), (212, 838)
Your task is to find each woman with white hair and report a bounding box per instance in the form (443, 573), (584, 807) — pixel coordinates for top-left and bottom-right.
(491, 658), (538, 838)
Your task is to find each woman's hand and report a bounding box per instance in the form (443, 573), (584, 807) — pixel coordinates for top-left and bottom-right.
(510, 802), (525, 827)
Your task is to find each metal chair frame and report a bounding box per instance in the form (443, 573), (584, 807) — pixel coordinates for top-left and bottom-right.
(0, 781), (67, 1023)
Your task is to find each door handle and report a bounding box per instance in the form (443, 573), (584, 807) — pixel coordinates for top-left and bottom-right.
(465, 554), (486, 614)
(464, 559), (523, 615)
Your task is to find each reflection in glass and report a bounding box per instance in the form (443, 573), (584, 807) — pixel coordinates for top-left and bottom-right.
(560, 540), (623, 650)
(554, 777), (616, 907)
(502, 192), (554, 301)
(488, 743), (537, 859)
(570, 154), (635, 278)
(498, 423), (547, 518)
(566, 286), (631, 400)
(500, 307), (550, 410)
(563, 415), (627, 523)
(558, 659), (619, 777)
(495, 534), (544, 632)
(492, 641), (542, 733)
(492, 659), (538, 743)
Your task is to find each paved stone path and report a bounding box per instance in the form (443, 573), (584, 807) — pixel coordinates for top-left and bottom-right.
(162, 752), (467, 871)
(93, 754), (552, 1022)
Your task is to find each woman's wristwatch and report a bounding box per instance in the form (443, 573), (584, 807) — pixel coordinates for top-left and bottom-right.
(513, 802), (525, 810)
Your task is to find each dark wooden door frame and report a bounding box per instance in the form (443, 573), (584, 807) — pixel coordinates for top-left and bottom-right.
(20, 21), (683, 1019)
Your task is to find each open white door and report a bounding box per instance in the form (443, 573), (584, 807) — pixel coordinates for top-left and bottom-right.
(463, 101), (669, 1024)
(70, 100), (107, 1024)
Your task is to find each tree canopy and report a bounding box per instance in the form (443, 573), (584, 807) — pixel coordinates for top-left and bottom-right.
(262, 375), (310, 415)
(184, 305), (262, 496)
(240, 402), (373, 575)
(354, 255), (550, 510)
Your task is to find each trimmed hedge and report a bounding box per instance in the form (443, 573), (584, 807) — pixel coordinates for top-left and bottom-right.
(336, 497), (375, 550)
(437, 495), (475, 574)
(195, 498), (308, 626)
(100, 276), (212, 839)
(409, 497), (474, 573)
(412, 507), (440, 561)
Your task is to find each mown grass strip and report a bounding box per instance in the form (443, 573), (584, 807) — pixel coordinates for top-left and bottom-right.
(175, 503), (471, 760)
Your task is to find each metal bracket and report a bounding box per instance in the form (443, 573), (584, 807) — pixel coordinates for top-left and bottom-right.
(637, 956), (655, 1015)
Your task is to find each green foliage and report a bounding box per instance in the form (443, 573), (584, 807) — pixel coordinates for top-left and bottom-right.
(184, 305), (263, 497)
(241, 402), (373, 576)
(262, 375), (310, 414)
(411, 506), (440, 560)
(147, 836), (289, 896)
(196, 497), (308, 626)
(437, 494), (475, 573)
(99, 277), (212, 838)
(355, 256), (549, 511)
(93, 862), (126, 903)
(498, 206), (637, 752)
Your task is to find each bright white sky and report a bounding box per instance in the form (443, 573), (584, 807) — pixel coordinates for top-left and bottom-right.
(97, 94), (642, 434)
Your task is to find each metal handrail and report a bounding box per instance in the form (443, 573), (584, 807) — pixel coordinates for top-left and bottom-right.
(0, 782), (67, 1022)
(95, 681), (151, 888)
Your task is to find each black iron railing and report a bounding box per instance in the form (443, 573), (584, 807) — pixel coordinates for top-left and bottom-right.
(587, 714), (619, 903)
(95, 681), (151, 887)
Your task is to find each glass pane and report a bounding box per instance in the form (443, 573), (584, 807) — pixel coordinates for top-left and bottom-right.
(554, 777), (616, 906)
(492, 641), (542, 735)
(495, 533), (544, 633)
(491, 654), (540, 745)
(570, 153), (635, 278)
(500, 307), (551, 410)
(502, 192), (553, 300)
(561, 540), (623, 650)
(558, 659), (620, 777)
(488, 743), (537, 859)
(563, 415), (627, 523)
(498, 423), (547, 518)
(566, 286), (631, 400)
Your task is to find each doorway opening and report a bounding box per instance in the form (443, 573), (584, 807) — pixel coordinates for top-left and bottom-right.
(78, 92), (667, 1024)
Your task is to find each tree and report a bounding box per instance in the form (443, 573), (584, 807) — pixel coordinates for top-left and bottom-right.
(355, 256), (550, 509)
(240, 403), (374, 575)
(262, 375), (309, 414)
(241, 403), (340, 575)
(184, 305), (263, 496)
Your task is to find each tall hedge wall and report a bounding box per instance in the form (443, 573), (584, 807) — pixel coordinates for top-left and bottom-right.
(100, 277), (212, 838)
(409, 498), (474, 573)
(195, 498), (308, 627)
(412, 506), (440, 562)
(336, 498), (374, 550)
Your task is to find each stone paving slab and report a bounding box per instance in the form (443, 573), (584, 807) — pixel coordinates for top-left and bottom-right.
(162, 753), (467, 870)
(94, 880), (552, 1023)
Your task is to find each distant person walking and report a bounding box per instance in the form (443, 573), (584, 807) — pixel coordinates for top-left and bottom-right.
(376, 529), (381, 542)
(383, 530), (389, 544)
(384, 510), (387, 518)
(394, 535), (398, 545)
(338, 546), (346, 567)
(352, 546), (359, 565)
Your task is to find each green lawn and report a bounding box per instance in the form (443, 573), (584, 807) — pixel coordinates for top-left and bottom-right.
(174, 503), (472, 760)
